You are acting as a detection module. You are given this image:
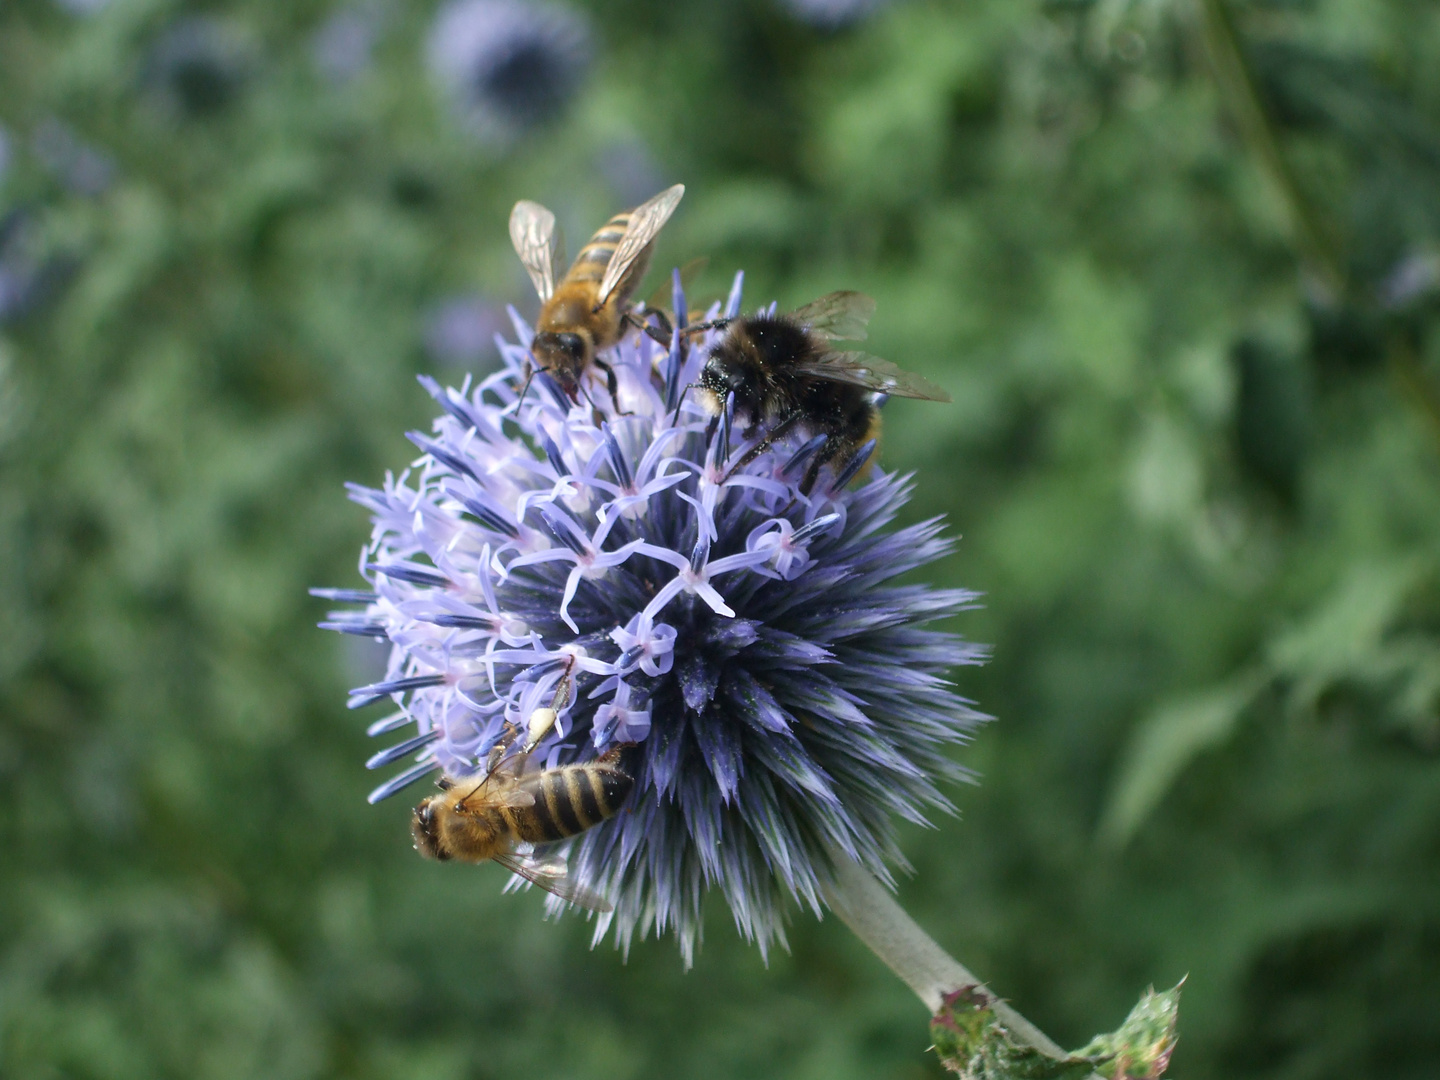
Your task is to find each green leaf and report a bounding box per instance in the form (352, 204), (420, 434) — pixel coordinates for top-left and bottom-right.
(1267, 559), (1432, 712)
(1097, 671), (1266, 850)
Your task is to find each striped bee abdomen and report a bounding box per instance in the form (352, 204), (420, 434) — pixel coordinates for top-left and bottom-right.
(515, 759), (633, 844)
(567, 212), (632, 280)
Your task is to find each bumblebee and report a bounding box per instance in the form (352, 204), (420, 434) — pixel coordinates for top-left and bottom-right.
(695, 291), (951, 494)
(509, 184), (684, 404)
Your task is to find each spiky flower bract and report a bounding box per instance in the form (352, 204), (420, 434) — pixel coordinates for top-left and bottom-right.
(319, 273), (985, 962)
(426, 0), (590, 146)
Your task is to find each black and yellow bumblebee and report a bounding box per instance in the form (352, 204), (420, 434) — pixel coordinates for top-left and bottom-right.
(694, 291), (951, 494)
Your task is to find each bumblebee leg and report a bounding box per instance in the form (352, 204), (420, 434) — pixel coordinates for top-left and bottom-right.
(798, 456), (825, 497)
(680, 317), (732, 337)
(721, 413), (801, 482)
(798, 436), (843, 497)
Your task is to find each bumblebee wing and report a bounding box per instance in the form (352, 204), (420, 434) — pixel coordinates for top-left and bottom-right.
(790, 291), (876, 342)
(494, 852), (614, 913)
(794, 350), (952, 402)
(509, 200), (558, 302)
(596, 184), (685, 306)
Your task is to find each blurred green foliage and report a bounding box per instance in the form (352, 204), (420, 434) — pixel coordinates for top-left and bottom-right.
(3, 0), (1440, 1077)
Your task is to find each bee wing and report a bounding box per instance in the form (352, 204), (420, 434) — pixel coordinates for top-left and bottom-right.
(790, 291), (876, 342)
(509, 200), (559, 302)
(793, 350), (952, 402)
(596, 184), (685, 307)
(493, 852), (614, 913)
(644, 255), (709, 310)
(494, 786), (536, 809)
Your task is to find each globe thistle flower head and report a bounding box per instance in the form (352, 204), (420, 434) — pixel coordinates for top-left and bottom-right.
(320, 273), (985, 962)
(427, 0), (590, 145)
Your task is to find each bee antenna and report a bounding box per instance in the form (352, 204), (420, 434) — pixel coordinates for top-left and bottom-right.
(513, 364), (537, 415)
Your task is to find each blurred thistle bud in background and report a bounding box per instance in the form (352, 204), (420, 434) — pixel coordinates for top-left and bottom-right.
(318, 276), (985, 962)
(421, 294), (511, 369)
(312, 1), (390, 85)
(779, 0), (890, 32)
(50, 0), (113, 15)
(0, 211), (75, 327)
(142, 16), (255, 120)
(31, 118), (115, 197)
(426, 0), (591, 146)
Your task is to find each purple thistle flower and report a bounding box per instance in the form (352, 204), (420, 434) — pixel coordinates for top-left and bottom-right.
(319, 274), (985, 962)
(426, 0), (590, 145)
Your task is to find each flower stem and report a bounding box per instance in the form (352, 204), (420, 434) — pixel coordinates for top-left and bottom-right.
(1194, 0), (1344, 297)
(822, 855), (1067, 1059)
(1194, 0), (1440, 451)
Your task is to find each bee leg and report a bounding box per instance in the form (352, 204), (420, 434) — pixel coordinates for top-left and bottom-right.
(798, 441), (838, 497)
(720, 413), (800, 483)
(640, 305), (673, 346)
(593, 359), (633, 416)
(680, 316), (732, 337)
(622, 309), (673, 348)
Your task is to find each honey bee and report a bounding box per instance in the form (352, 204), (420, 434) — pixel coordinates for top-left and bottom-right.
(411, 672), (632, 911)
(509, 183), (685, 404)
(693, 291), (951, 494)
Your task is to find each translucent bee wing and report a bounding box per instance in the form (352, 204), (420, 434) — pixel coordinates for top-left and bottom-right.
(509, 200), (558, 302)
(494, 787), (536, 809)
(493, 852), (614, 913)
(793, 351), (952, 402)
(645, 255), (709, 310)
(790, 291), (876, 342)
(596, 184), (685, 307)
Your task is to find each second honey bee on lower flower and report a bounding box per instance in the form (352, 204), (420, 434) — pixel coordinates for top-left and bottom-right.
(411, 672), (634, 912)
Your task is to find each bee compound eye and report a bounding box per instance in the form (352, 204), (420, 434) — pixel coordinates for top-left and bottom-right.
(556, 333), (585, 360)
